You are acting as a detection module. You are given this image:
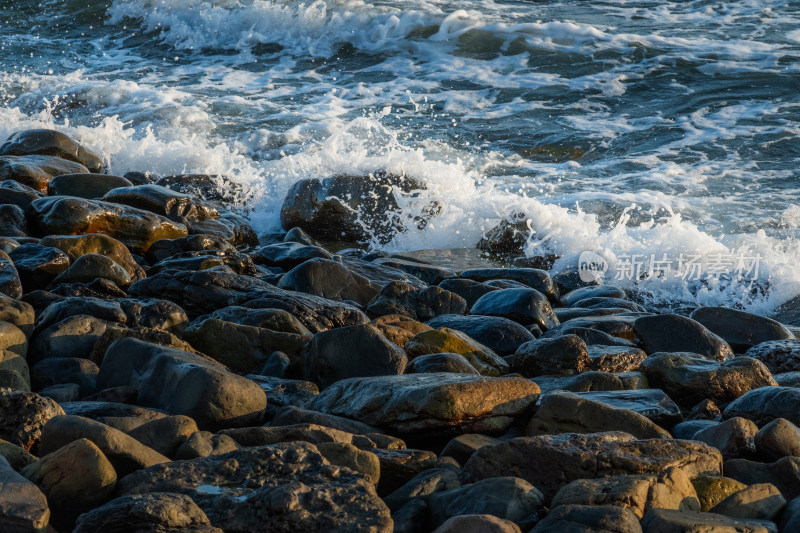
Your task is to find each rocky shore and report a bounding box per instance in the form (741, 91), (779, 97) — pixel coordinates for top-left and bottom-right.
(0, 129), (799, 532)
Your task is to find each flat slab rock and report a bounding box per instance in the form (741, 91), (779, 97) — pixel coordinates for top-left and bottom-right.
(116, 442), (392, 533)
(307, 373), (540, 437)
(462, 431), (723, 500)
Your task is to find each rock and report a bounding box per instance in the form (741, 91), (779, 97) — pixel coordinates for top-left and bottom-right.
(50, 253), (131, 288)
(690, 307), (794, 352)
(22, 438), (116, 511)
(118, 298), (189, 335)
(88, 326), (197, 365)
(438, 278), (499, 308)
(58, 402), (168, 432)
(184, 318), (311, 374)
(26, 196), (188, 252)
(779, 495), (800, 532)
(575, 389), (682, 428)
(0, 455), (50, 532)
(551, 467), (699, 519)
(0, 204), (27, 237)
(563, 285), (627, 307)
(0, 154), (89, 192)
(461, 268), (557, 301)
(0, 321), (26, 359)
(513, 334), (589, 377)
(146, 234), (235, 263)
(526, 391), (671, 440)
(551, 325), (637, 348)
(372, 257), (456, 285)
(586, 345), (647, 372)
(692, 417), (758, 459)
(308, 373), (539, 438)
(39, 415), (169, 476)
(39, 233), (145, 282)
(710, 483), (786, 521)
(405, 353), (479, 375)
(317, 442), (380, 484)
(371, 448), (437, 495)
(463, 432), (723, 501)
(0, 180), (44, 210)
(7, 243), (70, 291)
(97, 338), (267, 430)
(34, 296), (126, 333)
(634, 314), (733, 360)
(72, 492), (222, 533)
(154, 173), (241, 203)
(175, 431), (240, 460)
(220, 423), (386, 451)
(280, 172), (430, 244)
(0, 129), (104, 172)
(440, 434), (498, 465)
(427, 477), (543, 530)
(252, 242), (332, 270)
(40, 383), (80, 403)
(688, 399), (722, 421)
(30, 357), (98, 396)
(640, 352), (776, 407)
(0, 389), (64, 453)
(304, 324), (407, 389)
(127, 415), (199, 458)
(116, 442), (393, 532)
(102, 184), (218, 222)
(341, 256), (428, 290)
(197, 305), (309, 335)
(432, 515), (521, 533)
(128, 270), (368, 331)
(371, 314), (432, 346)
(554, 315), (637, 341)
(755, 418), (800, 461)
(533, 371), (638, 396)
(0, 438), (36, 470)
(572, 297), (645, 313)
(724, 457), (800, 500)
(366, 281), (467, 321)
(29, 315), (116, 364)
(471, 288), (559, 330)
(0, 296), (34, 336)
(531, 504), (642, 533)
(723, 387), (800, 427)
(0, 252), (22, 299)
(404, 328), (508, 376)
(641, 509), (777, 533)
(271, 406), (385, 439)
(47, 173), (133, 198)
(383, 467), (461, 512)
(744, 339), (800, 373)
(278, 258), (380, 307)
(426, 314), (534, 356)
(691, 475), (748, 512)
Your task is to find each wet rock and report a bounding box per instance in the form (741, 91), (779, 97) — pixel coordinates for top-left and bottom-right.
(154, 173), (240, 204)
(0, 252), (22, 299)
(0, 180), (44, 210)
(471, 288), (559, 330)
(98, 338), (266, 430)
(0, 204), (27, 238)
(198, 305), (309, 335)
(755, 418), (800, 462)
(102, 184), (218, 222)
(554, 315), (637, 341)
(175, 431), (240, 460)
(724, 457), (800, 500)
(39, 415), (169, 476)
(691, 475), (748, 512)
(127, 415), (199, 458)
(0, 154), (89, 192)
(744, 339), (800, 373)
(26, 196), (188, 252)
(640, 352), (776, 407)
(39, 233), (145, 282)
(0, 389), (64, 453)
(634, 314), (733, 360)
(341, 256), (428, 290)
(533, 371), (636, 396)
(146, 234), (235, 263)
(688, 399), (722, 421)
(513, 334), (589, 377)
(185, 318), (311, 374)
(551, 467), (699, 519)
(0, 350), (30, 391)
(710, 483), (786, 521)
(119, 298), (189, 335)
(432, 514), (521, 533)
(463, 432), (723, 500)
(586, 344), (647, 372)
(252, 241), (331, 270)
(640, 509), (776, 533)
(280, 172), (430, 244)
(128, 270), (368, 331)
(366, 281), (467, 321)
(563, 285), (627, 306)
(7, 243), (70, 291)
(0, 129), (104, 172)
(117, 442), (393, 532)
(88, 326), (197, 365)
(404, 328), (508, 376)
(308, 373), (539, 438)
(405, 353), (479, 375)
(304, 324), (407, 389)
(245, 376), (319, 417)
(572, 297), (645, 313)
(29, 315), (116, 364)
(576, 389), (682, 428)
(72, 492), (222, 533)
(371, 314), (432, 346)
(691, 307), (794, 352)
(437, 278), (498, 308)
(372, 257), (456, 285)
(47, 173), (133, 199)
(531, 504), (642, 533)
(426, 314), (534, 356)
(0, 455), (50, 532)
(50, 253), (131, 288)
(278, 257), (380, 306)
(30, 357), (98, 396)
(724, 386), (800, 427)
(526, 391), (671, 440)
(692, 417), (758, 459)
(22, 438), (116, 512)
(461, 267), (557, 301)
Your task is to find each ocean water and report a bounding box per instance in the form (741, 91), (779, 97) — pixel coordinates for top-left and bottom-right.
(2, 0), (800, 313)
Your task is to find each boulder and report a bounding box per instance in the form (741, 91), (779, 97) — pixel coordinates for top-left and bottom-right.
(563, 285), (627, 306)
(533, 371), (642, 396)
(146, 234), (235, 263)
(88, 326), (197, 365)
(724, 457), (800, 500)
(691, 417), (758, 459)
(30, 358), (98, 396)
(39, 233), (145, 282)
(0, 180), (44, 210)
(460, 268), (557, 301)
(371, 448), (437, 495)
(0, 455), (50, 532)
(691, 475), (748, 512)
(0, 154), (89, 192)
(438, 278), (498, 308)
(0, 129), (103, 172)
(432, 515), (521, 533)
(252, 242), (331, 270)
(34, 296), (126, 333)
(755, 418), (800, 462)
(175, 431), (240, 460)
(97, 338), (267, 430)
(745, 339), (800, 373)
(308, 373), (540, 438)
(246, 376), (319, 417)
(531, 504), (642, 533)
(197, 305), (309, 335)
(0, 252), (22, 299)
(271, 406), (386, 440)
(554, 315), (637, 341)
(116, 442), (393, 532)
(316, 441), (380, 484)
(576, 389), (682, 428)
(691, 307), (794, 352)
(278, 258), (380, 306)
(29, 315), (116, 363)
(383, 467), (461, 512)
(640, 352), (776, 407)
(463, 432), (723, 500)
(72, 492), (222, 533)
(304, 324), (407, 389)
(366, 281), (467, 321)
(118, 298), (189, 334)
(710, 483), (786, 521)
(633, 314), (733, 360)
(0, 297), (34, 337)
(102, 184), (218, 221)
(8, 243), (70, 291)
(405, 353), (479, 375)
(404, 328), (508, 376)
(724, 387), (800, 427)
(0, 204), (27, 237)
(0, 350), (30, 391)
(640, 509), (777, 533)
(526, 391), (671, 440)
(50, 253), (131, 288)
(26, 196), (188, 252)
(371, 314), (432, 346)
(426, 314), (534, 355)
(471, 288), (559, 330)
(127, 415), (199, 458)
(586, 345), (647, 373)
(0, 389), (64, 453)
(47, 173), (132, 199)
(513, 334), (589, 377)
(372, 257), (455, 285)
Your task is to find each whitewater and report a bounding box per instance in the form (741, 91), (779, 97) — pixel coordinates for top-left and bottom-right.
(1, 0), (800, 313)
